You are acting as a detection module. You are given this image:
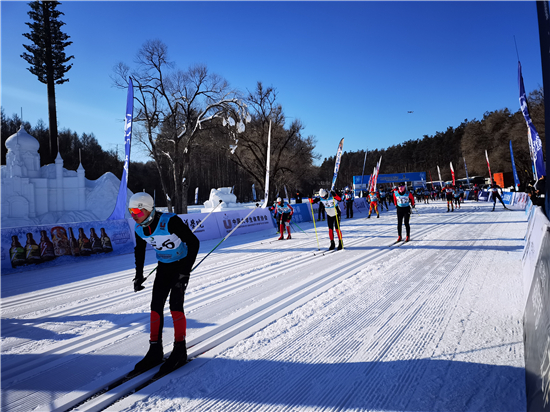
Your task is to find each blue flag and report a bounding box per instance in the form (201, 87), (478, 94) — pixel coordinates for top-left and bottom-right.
(108, 78), (134, 220)
(518, 61), (545, 180)
(509, 140), (521, 189)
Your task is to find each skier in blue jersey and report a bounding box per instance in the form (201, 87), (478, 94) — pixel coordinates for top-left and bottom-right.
(367, 190), (380, 218)
(453, 186), (461, 209)
(274, 197), (294, 240)
(392, 183), (415, 242)
(129, 192), (200, 377)
(310, 188), (344, 250)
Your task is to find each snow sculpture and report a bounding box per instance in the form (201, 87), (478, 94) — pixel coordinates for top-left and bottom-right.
(1, 126), (133, 228)
(202, 187), (238, 212)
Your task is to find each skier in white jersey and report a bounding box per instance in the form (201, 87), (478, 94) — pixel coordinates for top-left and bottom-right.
(310, 189), (344, 250)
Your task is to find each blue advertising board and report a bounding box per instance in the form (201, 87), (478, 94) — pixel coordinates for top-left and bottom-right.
(353, 172), (426, 195)
(290, 203), (313, 223)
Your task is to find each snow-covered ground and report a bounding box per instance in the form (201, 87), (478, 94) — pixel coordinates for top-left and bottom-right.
(1, 199), (527, 412)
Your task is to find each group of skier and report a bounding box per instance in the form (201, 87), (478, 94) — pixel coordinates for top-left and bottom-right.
(125, 177), (511, 380)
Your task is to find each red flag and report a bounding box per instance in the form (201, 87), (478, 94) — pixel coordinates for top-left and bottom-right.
(450, 162), (455, 186)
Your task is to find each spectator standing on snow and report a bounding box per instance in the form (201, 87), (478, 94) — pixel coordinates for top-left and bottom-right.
(344, 187), (354, 218)
(534, 175), (546, 206)
(129, 192), (200, 377)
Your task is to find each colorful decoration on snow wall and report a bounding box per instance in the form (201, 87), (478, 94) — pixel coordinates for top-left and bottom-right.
(1, 219), (134, 274)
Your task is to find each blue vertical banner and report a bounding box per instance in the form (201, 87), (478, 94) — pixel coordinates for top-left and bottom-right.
(108, 78), (134, 220)
(518, 61), (546, 180)
(509, 140), (521, 190)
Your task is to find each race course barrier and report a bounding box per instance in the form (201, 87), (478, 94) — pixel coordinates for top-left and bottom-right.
(523, 205), (550, 411)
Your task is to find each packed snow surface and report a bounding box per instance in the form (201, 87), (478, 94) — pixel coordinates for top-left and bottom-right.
(1, 200), (526, 412)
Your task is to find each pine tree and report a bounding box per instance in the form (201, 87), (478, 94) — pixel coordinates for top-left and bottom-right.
(21, 1), (74, 163)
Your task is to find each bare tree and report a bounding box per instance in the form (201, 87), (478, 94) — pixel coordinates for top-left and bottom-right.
(230, 82), (319, 202)
(112, 39), (249, 213)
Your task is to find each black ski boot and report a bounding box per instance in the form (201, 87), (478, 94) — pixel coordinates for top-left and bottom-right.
(157, 340), (187, 377)
(337, 241), (343, 250)
(132, 340), (163, 374)
(329, 240), (336, 250)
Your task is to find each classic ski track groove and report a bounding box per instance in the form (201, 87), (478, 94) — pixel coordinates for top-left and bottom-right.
(2, 202), (491, 412)
(173, 211), (498, 412)
(2, 209), (467, 370)
(44, 211), (473, 411)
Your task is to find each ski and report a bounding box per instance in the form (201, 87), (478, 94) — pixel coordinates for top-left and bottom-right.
(105, 359), (164, 392)
(388, 240), (402, 247)
(150, 360), (190, 382)
(312, 248), (342, 256)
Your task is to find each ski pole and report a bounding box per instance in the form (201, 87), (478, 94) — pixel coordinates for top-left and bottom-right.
(333, 203), (344, 250)
(290, 221), (308, 237)
(193, 199), (223, 229)
(191, 203), (261, 272)
(309, 199), (320, 250)
(142, 200), (224, 282)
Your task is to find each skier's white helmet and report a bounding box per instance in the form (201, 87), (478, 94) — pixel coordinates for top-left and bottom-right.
(277, 197), (283, 203)
(345, 186), (350, 192)
(129, 192), (154, 211)
(319, 188), (328, 199)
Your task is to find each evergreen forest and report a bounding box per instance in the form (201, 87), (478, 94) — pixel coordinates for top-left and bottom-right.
(1, 86), (545, 206)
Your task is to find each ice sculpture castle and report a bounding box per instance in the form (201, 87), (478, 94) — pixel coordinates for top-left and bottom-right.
(1, 126), (132, 228)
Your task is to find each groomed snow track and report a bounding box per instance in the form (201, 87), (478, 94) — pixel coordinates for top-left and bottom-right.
(1, 201), (527, 412)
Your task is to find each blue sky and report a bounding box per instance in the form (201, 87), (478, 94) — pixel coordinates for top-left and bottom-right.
(1, 1), (544, 166)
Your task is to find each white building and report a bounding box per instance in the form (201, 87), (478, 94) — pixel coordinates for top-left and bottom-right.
(1, 127), (132, 228)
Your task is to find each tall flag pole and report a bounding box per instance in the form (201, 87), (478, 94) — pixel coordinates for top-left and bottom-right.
(518, 61), (546, 180)
(450, 162), (455, 186)
(485, 150), (493, 183)
(330, 138), (345, 192)
(359, 150), (367, 197)
(108, 77), (134, 220)
(509, 141), (521, 191)
(262, 120), (272, 208)
(437, 165), (443, 187)
(463, 157), (471, 187)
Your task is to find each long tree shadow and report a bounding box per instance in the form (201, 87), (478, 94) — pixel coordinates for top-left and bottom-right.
(1, 355), (526, 412)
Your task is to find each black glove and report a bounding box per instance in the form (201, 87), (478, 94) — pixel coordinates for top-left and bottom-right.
(133, 274), (145, 292)
(175, 272), (190, 289)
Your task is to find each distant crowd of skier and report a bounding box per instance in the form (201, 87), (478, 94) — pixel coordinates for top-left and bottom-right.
(269, 181), (511, 250)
